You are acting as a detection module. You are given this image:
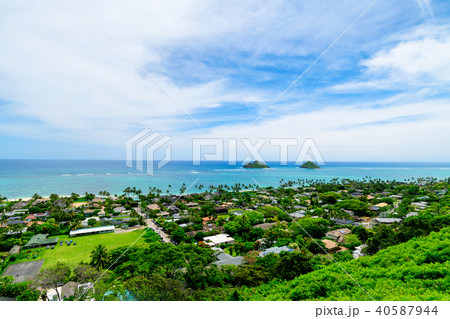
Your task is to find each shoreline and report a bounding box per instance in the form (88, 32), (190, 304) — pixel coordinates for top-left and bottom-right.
(2, 174), (449, 202)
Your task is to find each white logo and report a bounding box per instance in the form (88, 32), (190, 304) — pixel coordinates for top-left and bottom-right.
(126, 128), (172, 176)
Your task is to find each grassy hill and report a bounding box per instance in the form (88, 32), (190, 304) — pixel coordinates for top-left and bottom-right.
(239, 227), (450, 300)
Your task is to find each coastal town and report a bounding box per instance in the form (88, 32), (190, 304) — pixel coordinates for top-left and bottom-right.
(0, 177), (449, 301)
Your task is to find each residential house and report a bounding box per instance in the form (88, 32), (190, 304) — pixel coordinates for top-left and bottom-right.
(289, 211), (305, 219)
(11, 201), (28, 210)
(411, 202), (428, 210)
(330, 218), (359, 226)
(322, 239), (340, 253)
(156, 212), (170, 217)
(25, 215), (36, 222)
(252, 222), (276, 230)
(326, 228), (352, 244)
(113, 207), (126, 214)
(146, 204), (160, 211)
(213, 253), (244, 267)
(203, 234), (235, 247)
(214, 206), (228, 214)
(202, 216), (214, 225)
(167, 205), (179, 213)
(372, 218), (402, 226)
(259, 246), (293, 257)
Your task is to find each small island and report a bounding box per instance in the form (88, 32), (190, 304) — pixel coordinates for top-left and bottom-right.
(243, 160), (270, 168)
(299, 161), (321, 169)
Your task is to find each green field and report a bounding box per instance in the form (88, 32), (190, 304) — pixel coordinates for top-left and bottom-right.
(17, 230), (148, 268)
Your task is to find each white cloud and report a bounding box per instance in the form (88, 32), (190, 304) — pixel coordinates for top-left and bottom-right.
(181, 98), (450, 162)
(0, 0), (388, 143)
(332, 24), (450, 92)
(0, 0), (447, 162)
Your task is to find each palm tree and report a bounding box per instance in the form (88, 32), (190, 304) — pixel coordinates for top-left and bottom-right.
(90, 244), (109, 269)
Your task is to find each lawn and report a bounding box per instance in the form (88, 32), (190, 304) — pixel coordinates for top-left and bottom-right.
(16, 229), (148, 269)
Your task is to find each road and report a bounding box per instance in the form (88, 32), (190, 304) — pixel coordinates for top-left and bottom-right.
(136, 206), (172, 244)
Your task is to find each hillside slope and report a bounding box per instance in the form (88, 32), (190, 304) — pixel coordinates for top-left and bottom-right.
(240, 227), (450, 301)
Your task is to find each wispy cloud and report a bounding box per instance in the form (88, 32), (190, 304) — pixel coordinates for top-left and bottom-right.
(0, 0), (449, 160)
(331, 24), (450, 92)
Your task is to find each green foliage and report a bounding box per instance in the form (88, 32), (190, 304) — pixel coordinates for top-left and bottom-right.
(232, 265), (270, 287)
(336, 199), (368, 216)
(224, 211), (264, 237)
(307, 239), (326, 254)
(128, 218), (139, 227)
(352, 225), (370, 242)
(171, 228), (186, 244)
(90, 244), (110, 269)
(240, 227), (450, 300)
(343, 234), (362, 248)
(34, 262), (71, 301)
(0, 281), (40, 301)
(319, 192), (342, 205)
(143, 229), (161, 243)
(273, 251), (313, 280)
(290, 218), (330, 239)
(125, 274), (191, 301)
(258, 206), (284, 218)
(365, 214), (450, 255)
(0, 276), (14, 287)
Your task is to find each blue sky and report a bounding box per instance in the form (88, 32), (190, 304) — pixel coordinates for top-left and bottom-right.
(0, 0), (450, 161)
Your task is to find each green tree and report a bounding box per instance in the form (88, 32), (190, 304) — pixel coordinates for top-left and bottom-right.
(172, 228), (186, 244)
(274, 251), (313, 280)
(291, 218), (330, 239)
(87, 218), (97, 227)
(125, 274), (191, 301)
(34, 262), (71, 301)
(0, 276), (14, 287)
(90, 244), (110, 269)
(343, 234), (362, 248)
(336, 199), (368, 216)
(128, 218), (139, 227)
(232, 265), (270, 287)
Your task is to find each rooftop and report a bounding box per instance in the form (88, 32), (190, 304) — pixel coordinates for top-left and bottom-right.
(69, 225), (115, 237)
(24, 233), (59, 248)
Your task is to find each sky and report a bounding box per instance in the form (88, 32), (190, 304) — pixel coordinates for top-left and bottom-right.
(0, 0), (450, 162)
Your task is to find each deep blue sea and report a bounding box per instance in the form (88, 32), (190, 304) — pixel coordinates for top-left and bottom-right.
(0, 160), (450, 199)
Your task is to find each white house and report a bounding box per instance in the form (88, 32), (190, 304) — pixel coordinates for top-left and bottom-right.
(203, 234), (235, 247)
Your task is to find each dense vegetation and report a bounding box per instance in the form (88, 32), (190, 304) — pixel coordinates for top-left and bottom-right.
(238, 227), (450, 300)
(1, 177), (449, 300)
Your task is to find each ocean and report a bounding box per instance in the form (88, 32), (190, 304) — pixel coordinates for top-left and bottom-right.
(0, 160), (449, 199)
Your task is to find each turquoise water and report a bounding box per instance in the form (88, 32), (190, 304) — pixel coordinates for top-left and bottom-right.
(0, 160), (449, 199)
